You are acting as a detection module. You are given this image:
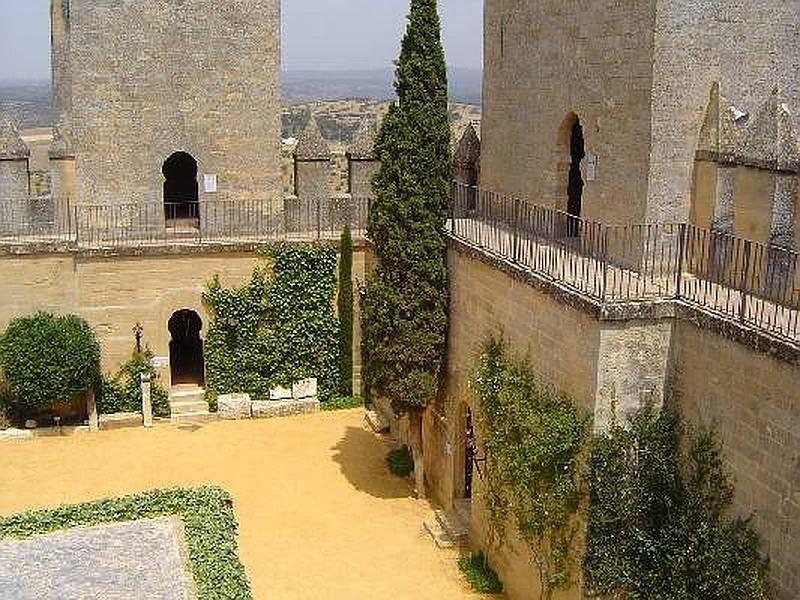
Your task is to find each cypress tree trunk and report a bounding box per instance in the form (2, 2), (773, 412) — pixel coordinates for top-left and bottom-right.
(338, 225), (354, 396)
(361, 0), (452, 498)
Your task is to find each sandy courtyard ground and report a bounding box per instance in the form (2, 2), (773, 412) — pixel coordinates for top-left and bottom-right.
(0, 409), (493, 599)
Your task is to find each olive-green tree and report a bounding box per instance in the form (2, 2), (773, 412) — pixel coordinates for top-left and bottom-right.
(361, 0), (452, 496)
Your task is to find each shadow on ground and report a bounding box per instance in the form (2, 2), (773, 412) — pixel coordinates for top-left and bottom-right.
(331, 425), (414, 500)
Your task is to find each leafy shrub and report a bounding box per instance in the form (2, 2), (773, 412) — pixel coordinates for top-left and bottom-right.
(98, 351), (170, 417)
(0, 312), (100, 416)
(204, 244), (341, 402)
(321, 395), (363, 411)
(386, 445), (414, 477)
(458, 553), (503, 594)
(584, 404), (772, 599)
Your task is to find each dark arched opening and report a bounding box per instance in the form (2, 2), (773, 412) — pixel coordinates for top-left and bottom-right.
(168, 309), (205, 386)
(567, 119), (585, 236)
(163, 152), (199, 222)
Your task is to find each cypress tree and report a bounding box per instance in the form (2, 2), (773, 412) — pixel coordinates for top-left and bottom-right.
(362, 0), (452, 496)
(337, 224), (354, 397)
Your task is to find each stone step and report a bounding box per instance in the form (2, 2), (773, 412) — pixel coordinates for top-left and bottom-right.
(170, 411), (218, 426)
(170, 400), (209, 415)
(423, 515), (457, 549)
(169, 387), (205, 401)
(435, 508), (469, 541)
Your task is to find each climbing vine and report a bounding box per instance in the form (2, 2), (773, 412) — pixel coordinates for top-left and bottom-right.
(474, 336), (589, 596)
(337, 225), (354, 396)
(584, 404), (772, 600)
(203, 243), (340, 402)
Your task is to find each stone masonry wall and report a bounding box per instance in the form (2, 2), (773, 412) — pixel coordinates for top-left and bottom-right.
(0, 245), (367, 391)
(62, 0), (281, 205)
(481, 0), (657, 223)
(670, 320), (800, 600)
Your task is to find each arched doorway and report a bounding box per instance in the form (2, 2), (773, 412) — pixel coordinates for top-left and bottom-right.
(163, 152), (199, 222)
(464, 407), (475, 499)
(567, 119), (585, 235)
(168, 309), (205, 386)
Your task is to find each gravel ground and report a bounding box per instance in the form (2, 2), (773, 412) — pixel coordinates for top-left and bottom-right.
(0, 410), (495, 600)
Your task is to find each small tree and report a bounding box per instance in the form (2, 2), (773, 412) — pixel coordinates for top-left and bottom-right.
(338, 225), (354, 396)
(0, 312), (101, 419)
(362, 0), (452, 496)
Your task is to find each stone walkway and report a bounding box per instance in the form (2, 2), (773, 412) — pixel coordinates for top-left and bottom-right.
(0, 517), (191, 600)
(0, 410), (494, 599)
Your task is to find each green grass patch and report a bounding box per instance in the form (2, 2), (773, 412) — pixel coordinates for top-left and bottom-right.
(321, 395), (364, 411)
(386, 445), (414, 477)
(0, 487), (252, 600)
(458, 552), (503, 594)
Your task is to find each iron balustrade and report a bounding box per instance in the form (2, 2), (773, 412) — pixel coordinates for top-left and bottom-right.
(450, 182), (800, 343)
(0, 196), (371, 247)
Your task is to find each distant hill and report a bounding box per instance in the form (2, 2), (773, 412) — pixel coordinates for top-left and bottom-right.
(283, 67), (482, 105)
(0, 67), (482, 130)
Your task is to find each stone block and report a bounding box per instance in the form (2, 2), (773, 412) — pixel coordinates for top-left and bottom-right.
(365, 409), (390, 433)
(217, 393), (252, 420)
(251, 398), (320, 419)
(0, 428), (33, 441)
(269, 386), (293, 401)
(292, 378), (318, 400)
(99, 412), (142, 431)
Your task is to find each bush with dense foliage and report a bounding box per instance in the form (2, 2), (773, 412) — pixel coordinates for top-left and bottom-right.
(361, 0), (451, 414)
(337, 225), (354, 396)
(98, 351), (170, 417)
(584, 404), (772, 600)
(0, 487), (252, 600)
(386, 445), (414, 477)
(204, 244), (340, 402)
(0, 312), (101, 417)
(320, 395), (363, 412)
(458, 553), (503, 594)
(475, 336), (589, 594)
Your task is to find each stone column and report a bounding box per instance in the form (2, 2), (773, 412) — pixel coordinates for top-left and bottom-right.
(141, 373), (153, 428)
(86, 388), (99, 432)
(0, 121), (31, 236)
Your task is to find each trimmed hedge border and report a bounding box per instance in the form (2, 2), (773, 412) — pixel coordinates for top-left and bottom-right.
(0, 486), (252, 600)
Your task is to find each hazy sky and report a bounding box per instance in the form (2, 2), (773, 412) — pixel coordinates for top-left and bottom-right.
(0, 0), (483, 81)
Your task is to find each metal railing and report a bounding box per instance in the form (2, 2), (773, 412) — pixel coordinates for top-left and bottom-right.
(450, 183), (800, 343)
(0, 196), (371, 247)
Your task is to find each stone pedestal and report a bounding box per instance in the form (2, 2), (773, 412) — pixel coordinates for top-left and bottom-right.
(141, 373), (153, 428)
(86, 389), (99, 432)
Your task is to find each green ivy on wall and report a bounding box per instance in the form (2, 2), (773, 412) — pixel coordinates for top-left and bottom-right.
(203, 243), (341, 402)
(474, 336), (589, 596)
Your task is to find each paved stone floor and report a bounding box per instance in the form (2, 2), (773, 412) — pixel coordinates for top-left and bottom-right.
(0, 410), (493, 599)
(0, 517), (191, 599)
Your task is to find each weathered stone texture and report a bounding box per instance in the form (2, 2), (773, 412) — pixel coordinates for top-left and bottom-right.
(671, 321), (800, 600)
(482, 0), (800, 225)
(218, 393), (252, 420)
(251, 398), (319, 419)
(61, 0), (281, 205)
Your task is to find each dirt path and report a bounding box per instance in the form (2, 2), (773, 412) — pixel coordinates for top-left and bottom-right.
(0, 410), (491, 599)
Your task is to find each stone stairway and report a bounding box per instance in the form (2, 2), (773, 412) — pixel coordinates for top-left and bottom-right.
(423, 503), (471, 549)
(169, 385), (216, 425)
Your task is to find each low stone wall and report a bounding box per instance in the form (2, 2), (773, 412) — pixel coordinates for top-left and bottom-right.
(217, 379), (321, 421)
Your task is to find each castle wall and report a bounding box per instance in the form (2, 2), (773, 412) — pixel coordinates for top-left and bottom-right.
(420, 239), (800, 599)
(348, 159), (379, 199)
(61, 0), (281, 205)
(480, 0), (658, 223)
(647, 0), (800, 223)
(0, 246), (367, 390)
(670, 320), (800, 600)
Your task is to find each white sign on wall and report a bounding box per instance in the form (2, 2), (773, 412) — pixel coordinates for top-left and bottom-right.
(203, 174), (218, 193)
(150, 356), (169, 368)
(585, 153), (598, 182)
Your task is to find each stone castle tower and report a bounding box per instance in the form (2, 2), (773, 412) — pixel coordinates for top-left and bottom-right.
(50, 0), (282, 206)
(480, 0), (800, 229)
